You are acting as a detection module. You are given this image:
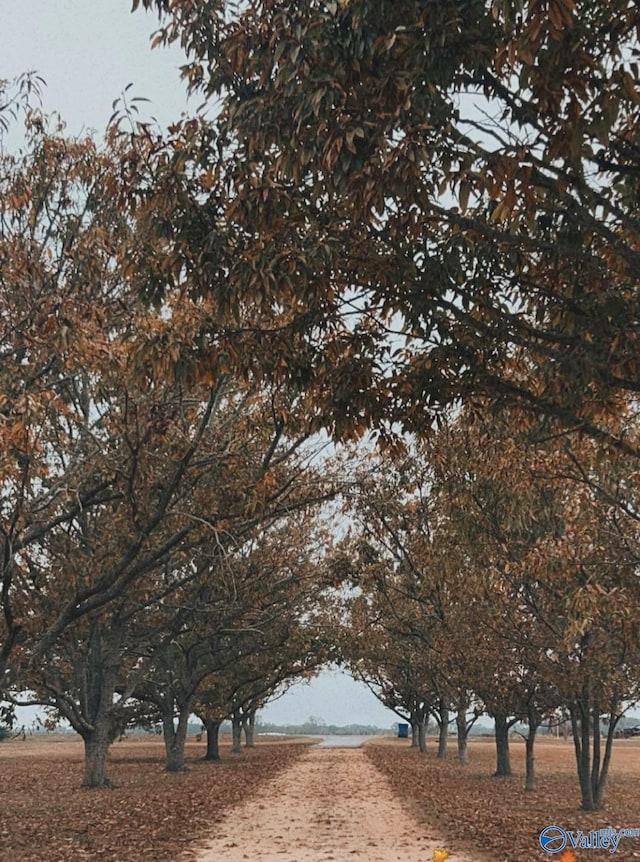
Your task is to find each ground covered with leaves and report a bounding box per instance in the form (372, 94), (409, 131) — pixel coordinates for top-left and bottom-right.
(0, 734), (311, 861)
(365, 738), (640, 862)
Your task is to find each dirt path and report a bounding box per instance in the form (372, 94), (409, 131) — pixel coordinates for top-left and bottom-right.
(188, 747), (480, 862)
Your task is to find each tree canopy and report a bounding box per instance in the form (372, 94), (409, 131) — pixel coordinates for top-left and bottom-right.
(2, 2), (640, 817)
(132, 0), (640, 449)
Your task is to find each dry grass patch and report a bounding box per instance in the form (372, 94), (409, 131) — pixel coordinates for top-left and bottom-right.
(0, 734), (311, 861)
(365, 737), (640, 862)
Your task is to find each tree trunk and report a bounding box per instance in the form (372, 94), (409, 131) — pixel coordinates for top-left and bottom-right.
(76, 619), (123, 788)
(524, 703), (541, 792)
(417, 719), (427, 753)
(594, 712), (617, 809)
(162, 704), (190, 772)
(203, 718), (222, 761)
(81, 720), (113, 788)
(243, 711), (256, 748)
(524, 725), (537, 791)
(568, 697), (618, 810)
(494, 713), (512, 776)
(456, 710), (469, 765)
(231, 714), (243, 754)
(570, 701), (593, 808)
(410, 722), (419, 748)
(437, 705), (449, 760)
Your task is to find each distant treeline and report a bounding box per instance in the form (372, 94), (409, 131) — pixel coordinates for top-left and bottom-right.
(256, 720), (389, 736)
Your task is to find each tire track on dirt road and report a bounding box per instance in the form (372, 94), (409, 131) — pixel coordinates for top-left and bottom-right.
(186, 747), (481, 862)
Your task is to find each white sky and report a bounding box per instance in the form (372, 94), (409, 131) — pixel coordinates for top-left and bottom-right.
(260, 668), (398, 728)
(1, 0), (397, 730)
(1, 0), (193, 137)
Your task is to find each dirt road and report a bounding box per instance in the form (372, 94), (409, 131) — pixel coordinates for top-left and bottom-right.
(189, 747), (480, 862)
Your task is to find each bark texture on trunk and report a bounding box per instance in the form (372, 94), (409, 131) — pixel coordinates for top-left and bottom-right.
(162, 705), (190, 772)
(437, 705), (449, 760)
(524, 703), (541, 792)
(569, 698), (618, 810)
(81, 721), (113, 788)
(231, 714), (243, 753)
(243, 712), (256, 748)
(76, 618), (123, 788)
(203, 718), (222, 761)
(417, 720), (427, 753)
(456, 709), (469, 765)
(524, 726), (537, 791)
(494, 713), (512, 776)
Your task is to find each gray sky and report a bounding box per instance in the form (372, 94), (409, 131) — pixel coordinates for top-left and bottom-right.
(1, 0), (397, 730)
(1, 0), (193, 137)
(260, 668), (398, 728)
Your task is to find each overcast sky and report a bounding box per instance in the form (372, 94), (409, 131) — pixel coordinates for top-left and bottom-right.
(2, 0), (193, 137)
(1, 0), (398, 730)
